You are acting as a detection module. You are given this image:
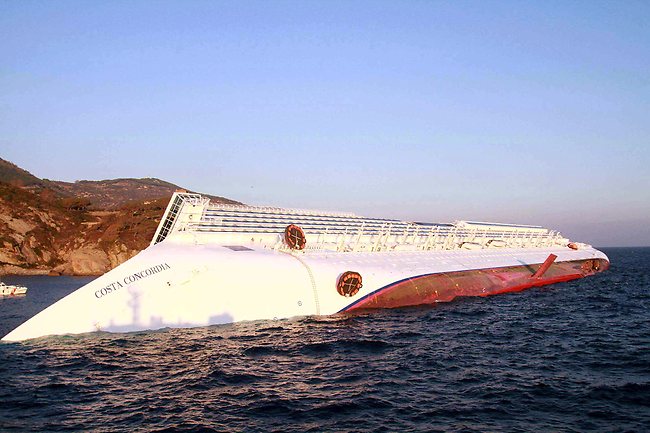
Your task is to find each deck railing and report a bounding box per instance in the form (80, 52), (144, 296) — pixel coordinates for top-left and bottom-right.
(173, 202), (568, 252)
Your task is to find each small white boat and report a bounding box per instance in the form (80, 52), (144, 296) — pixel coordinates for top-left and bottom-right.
(0, 282), (27, 296)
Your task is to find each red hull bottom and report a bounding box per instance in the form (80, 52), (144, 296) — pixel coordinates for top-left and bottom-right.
(343, 258), (610, 312)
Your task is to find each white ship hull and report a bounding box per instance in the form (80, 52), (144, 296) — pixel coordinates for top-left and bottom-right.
(2, 193), (609, 342)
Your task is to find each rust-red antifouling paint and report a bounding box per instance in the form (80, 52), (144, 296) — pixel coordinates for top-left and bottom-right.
(344, 258), (609, 312)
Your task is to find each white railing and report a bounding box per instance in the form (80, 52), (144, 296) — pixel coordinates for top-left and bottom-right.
(302, 223), (566, 253)
(184, 218), (567, 253)
(171, 200), (569, 252)
(151, 192), (209, 245)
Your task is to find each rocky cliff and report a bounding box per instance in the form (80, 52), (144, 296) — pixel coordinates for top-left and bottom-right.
(0, 158), (239, 276)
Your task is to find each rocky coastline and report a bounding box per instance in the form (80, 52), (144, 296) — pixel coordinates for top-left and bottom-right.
(0, 157), (238, 276)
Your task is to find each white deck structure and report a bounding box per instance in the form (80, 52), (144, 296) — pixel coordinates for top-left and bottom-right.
(152, 193), (573, 253)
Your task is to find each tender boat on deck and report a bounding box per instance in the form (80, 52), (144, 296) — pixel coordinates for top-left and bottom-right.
(2, 193), (609, 342)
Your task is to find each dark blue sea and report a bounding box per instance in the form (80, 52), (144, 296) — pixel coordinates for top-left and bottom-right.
(1, 247), (648, 432)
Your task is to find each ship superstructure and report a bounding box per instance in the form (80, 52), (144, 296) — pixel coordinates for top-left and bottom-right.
(2, 193), (608, 342)
(152, 193), (570, 252)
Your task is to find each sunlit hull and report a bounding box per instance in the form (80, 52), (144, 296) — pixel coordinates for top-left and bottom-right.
(1, 242), (608, 342)
(2, 193), (609, 342)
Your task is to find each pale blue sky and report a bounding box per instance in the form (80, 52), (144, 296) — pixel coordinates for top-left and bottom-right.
(1, 1), (649, 246)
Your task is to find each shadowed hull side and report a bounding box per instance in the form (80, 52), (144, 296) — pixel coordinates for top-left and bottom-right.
(342, 258), (610, 312)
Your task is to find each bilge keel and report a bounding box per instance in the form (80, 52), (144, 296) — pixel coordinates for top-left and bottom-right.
(2, 193), (609, 342)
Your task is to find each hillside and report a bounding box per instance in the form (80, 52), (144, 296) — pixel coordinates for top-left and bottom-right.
(0, 157), (240, 209)
(0, 158), (47, 188)
(0, 158), (240, 275)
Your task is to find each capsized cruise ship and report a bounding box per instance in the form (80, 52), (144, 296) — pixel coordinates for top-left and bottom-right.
(2, 193), (609, 342)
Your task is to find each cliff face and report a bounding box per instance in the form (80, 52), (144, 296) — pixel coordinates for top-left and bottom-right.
(0, 158), (238, 276)
(0, 183), (167, 275)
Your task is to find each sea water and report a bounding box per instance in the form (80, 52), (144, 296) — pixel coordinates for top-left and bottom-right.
(0, 248), (648, 432)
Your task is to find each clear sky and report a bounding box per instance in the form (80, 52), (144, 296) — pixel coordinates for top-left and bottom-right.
(1, 1), (649, 247)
